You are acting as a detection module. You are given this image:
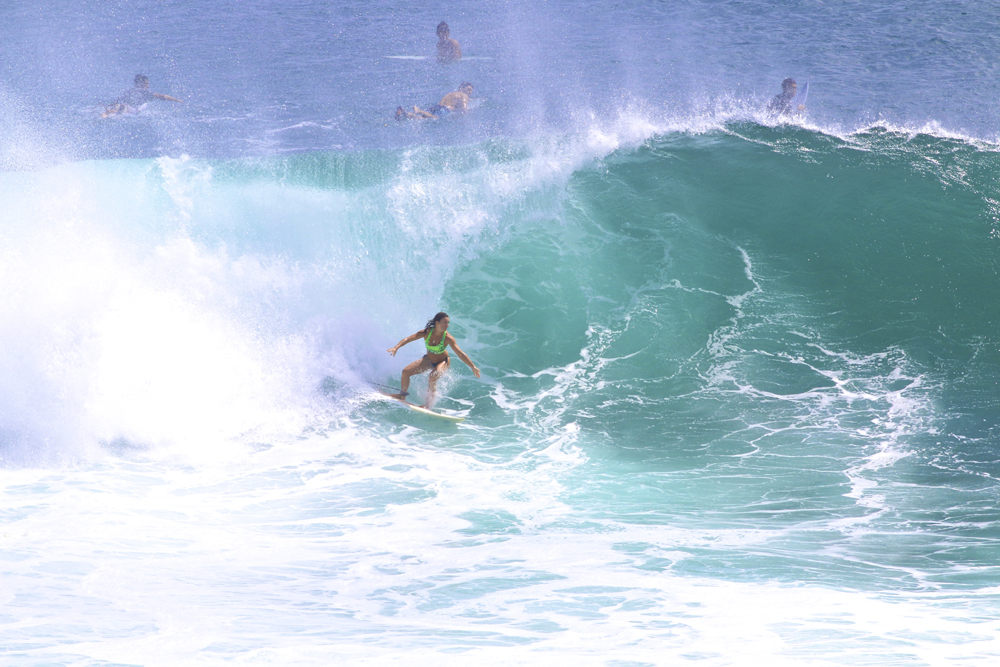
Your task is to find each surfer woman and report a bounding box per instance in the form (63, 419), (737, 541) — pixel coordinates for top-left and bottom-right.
(387, 312), (480, 407)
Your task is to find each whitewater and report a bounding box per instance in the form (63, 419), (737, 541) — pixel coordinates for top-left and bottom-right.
(3, 1), (1000, 665)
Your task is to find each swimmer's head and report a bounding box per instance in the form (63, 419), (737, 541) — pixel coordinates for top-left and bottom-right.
(437, 21), (450, 37)
(781, 78), (797, 92)
(458, 82), (473, 95)
(134, 74), (150, 88)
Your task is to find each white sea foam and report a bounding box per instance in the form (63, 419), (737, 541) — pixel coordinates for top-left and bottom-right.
(3, 430), (998, 665)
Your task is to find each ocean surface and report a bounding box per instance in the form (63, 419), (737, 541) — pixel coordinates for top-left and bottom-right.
(2, 1), (1000, 665)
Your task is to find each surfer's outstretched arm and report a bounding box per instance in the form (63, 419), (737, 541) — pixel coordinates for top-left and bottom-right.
(152, 93), (183, 103)
(447, 335), (480, 378)
(388, 331), (423, 356)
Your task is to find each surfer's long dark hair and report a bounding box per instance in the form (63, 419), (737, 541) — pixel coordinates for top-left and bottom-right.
(422, 311), (449, 334)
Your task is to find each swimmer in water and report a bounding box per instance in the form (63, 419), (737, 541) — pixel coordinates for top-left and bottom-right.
(436, 21), (461, 62)
(387, 311), (480, 408)
(766, 78), (803, 117)
(395, 82), (473, 120)
(103, 74), (182, 117)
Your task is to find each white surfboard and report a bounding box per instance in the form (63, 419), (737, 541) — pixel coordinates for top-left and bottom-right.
(378, 391), (466, 423)
(793, 81), (809, 112)
(384, 55), (492, 61)
(101, 102), (147, 118)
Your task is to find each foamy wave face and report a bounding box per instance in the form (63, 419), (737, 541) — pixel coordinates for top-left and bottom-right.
(2, 106), (1000, 666)
(0, 160), (342, 464)
(0, 135), (626, 464)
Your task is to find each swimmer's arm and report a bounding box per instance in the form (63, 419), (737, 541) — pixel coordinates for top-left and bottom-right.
(152, 93), (183, 103)
(453, 39), (461, 59)
(446, 335), (480, 378)
(388, 331), (424, 356)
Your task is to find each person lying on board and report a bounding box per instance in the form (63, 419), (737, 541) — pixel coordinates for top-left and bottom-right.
(395, 82), (473, 120)
(387, 311), (480, 408)
(436, 21), (461, 62)
(103, 74), (182, 117)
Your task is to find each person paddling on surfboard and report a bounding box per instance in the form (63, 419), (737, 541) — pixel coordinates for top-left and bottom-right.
(103, 74), (182, 118)
(395, 82), (473, 120)
(387, 311), (480, 408)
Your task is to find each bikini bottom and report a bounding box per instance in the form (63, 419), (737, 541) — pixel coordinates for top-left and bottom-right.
(423, 354), (449, 370)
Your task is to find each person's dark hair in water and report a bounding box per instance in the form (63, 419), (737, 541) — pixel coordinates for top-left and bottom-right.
(134, 74), (149, 87)
(781, 78), (797, 92)
(437, 21), (450, 37)
(458, 82), (473, 95)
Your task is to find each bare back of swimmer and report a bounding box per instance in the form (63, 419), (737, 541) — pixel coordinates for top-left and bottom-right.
(396, 83), (473, 120)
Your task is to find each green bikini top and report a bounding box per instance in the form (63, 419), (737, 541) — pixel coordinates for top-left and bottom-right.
(425, 327), (447, 354)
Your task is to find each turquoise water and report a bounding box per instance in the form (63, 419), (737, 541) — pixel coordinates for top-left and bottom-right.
(3, 1), (1000, 665)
